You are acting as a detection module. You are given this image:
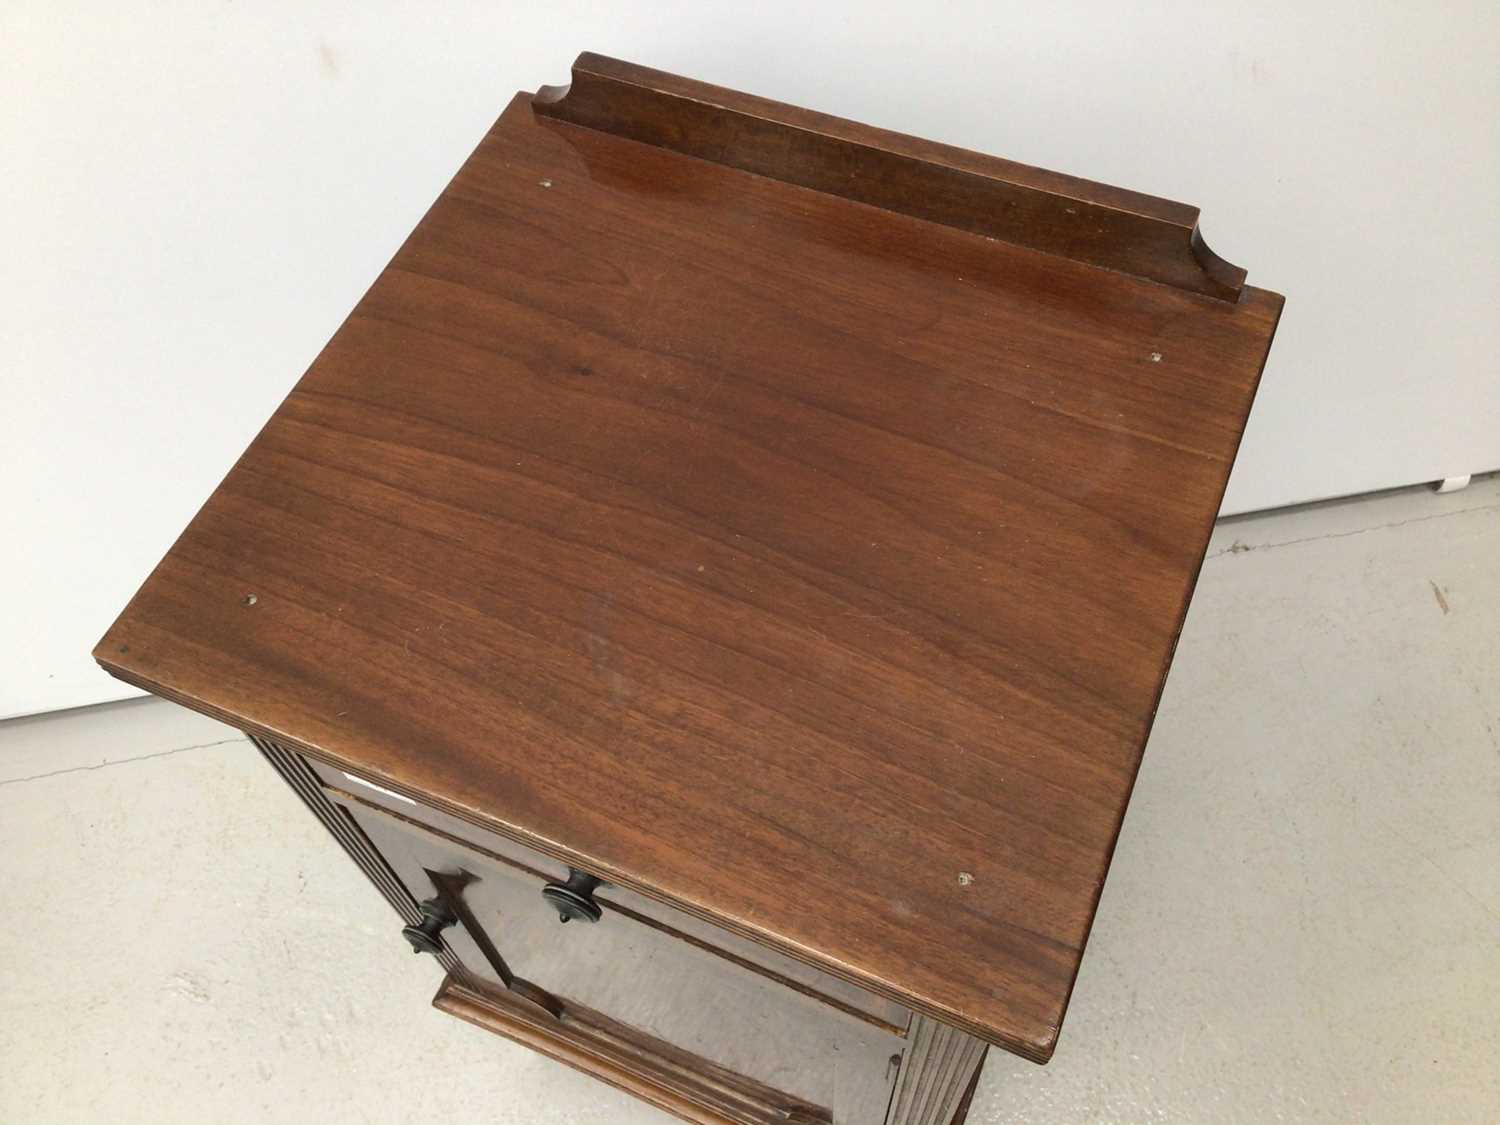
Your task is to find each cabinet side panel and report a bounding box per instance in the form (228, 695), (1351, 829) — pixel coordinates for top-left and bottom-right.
(251, 734), (465, 979)
(887, 1016), (989, 1125)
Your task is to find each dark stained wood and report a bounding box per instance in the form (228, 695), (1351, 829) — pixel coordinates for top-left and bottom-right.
(535, 53), (1247, 300)
(95, 53), (1283, 1064)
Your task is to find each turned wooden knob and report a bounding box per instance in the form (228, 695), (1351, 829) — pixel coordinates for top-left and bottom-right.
(541, 869), (603, 924)
(401, 898), (455, 954)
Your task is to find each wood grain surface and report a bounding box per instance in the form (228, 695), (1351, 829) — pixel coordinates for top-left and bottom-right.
(96, 55), (1282, 1062)
(535, 53), (1247, 300)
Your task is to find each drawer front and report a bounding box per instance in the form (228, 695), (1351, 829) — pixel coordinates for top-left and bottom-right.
(310, 756), (910, 1034)
(342, 794), (904, 1125)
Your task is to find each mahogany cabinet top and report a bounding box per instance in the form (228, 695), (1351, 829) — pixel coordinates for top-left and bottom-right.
(97, 53), (1282, 1062)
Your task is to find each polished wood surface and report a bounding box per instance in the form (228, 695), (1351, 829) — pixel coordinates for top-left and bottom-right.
(96, 53), (1283, 1062)
(535, 53), (1247, 300)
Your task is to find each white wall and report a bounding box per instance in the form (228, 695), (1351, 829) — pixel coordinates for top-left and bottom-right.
(5, 1), (1497, 718)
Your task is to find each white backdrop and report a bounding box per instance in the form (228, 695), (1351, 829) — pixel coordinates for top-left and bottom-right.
(5, 2), (1498, 718)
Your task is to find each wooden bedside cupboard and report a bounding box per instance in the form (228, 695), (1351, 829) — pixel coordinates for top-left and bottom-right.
(95, 52), (1283, 1124)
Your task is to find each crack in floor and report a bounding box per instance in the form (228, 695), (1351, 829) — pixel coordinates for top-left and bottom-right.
(1207, 500), (1500, 560)
(0, 736), (247, 788)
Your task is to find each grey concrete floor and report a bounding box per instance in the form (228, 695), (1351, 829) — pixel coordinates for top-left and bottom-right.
(3, 477), (1497, 1123)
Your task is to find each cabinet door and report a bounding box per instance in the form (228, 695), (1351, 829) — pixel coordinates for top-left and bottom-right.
(312, 755), (911, 1036)
(342, 795), (905, 1125)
